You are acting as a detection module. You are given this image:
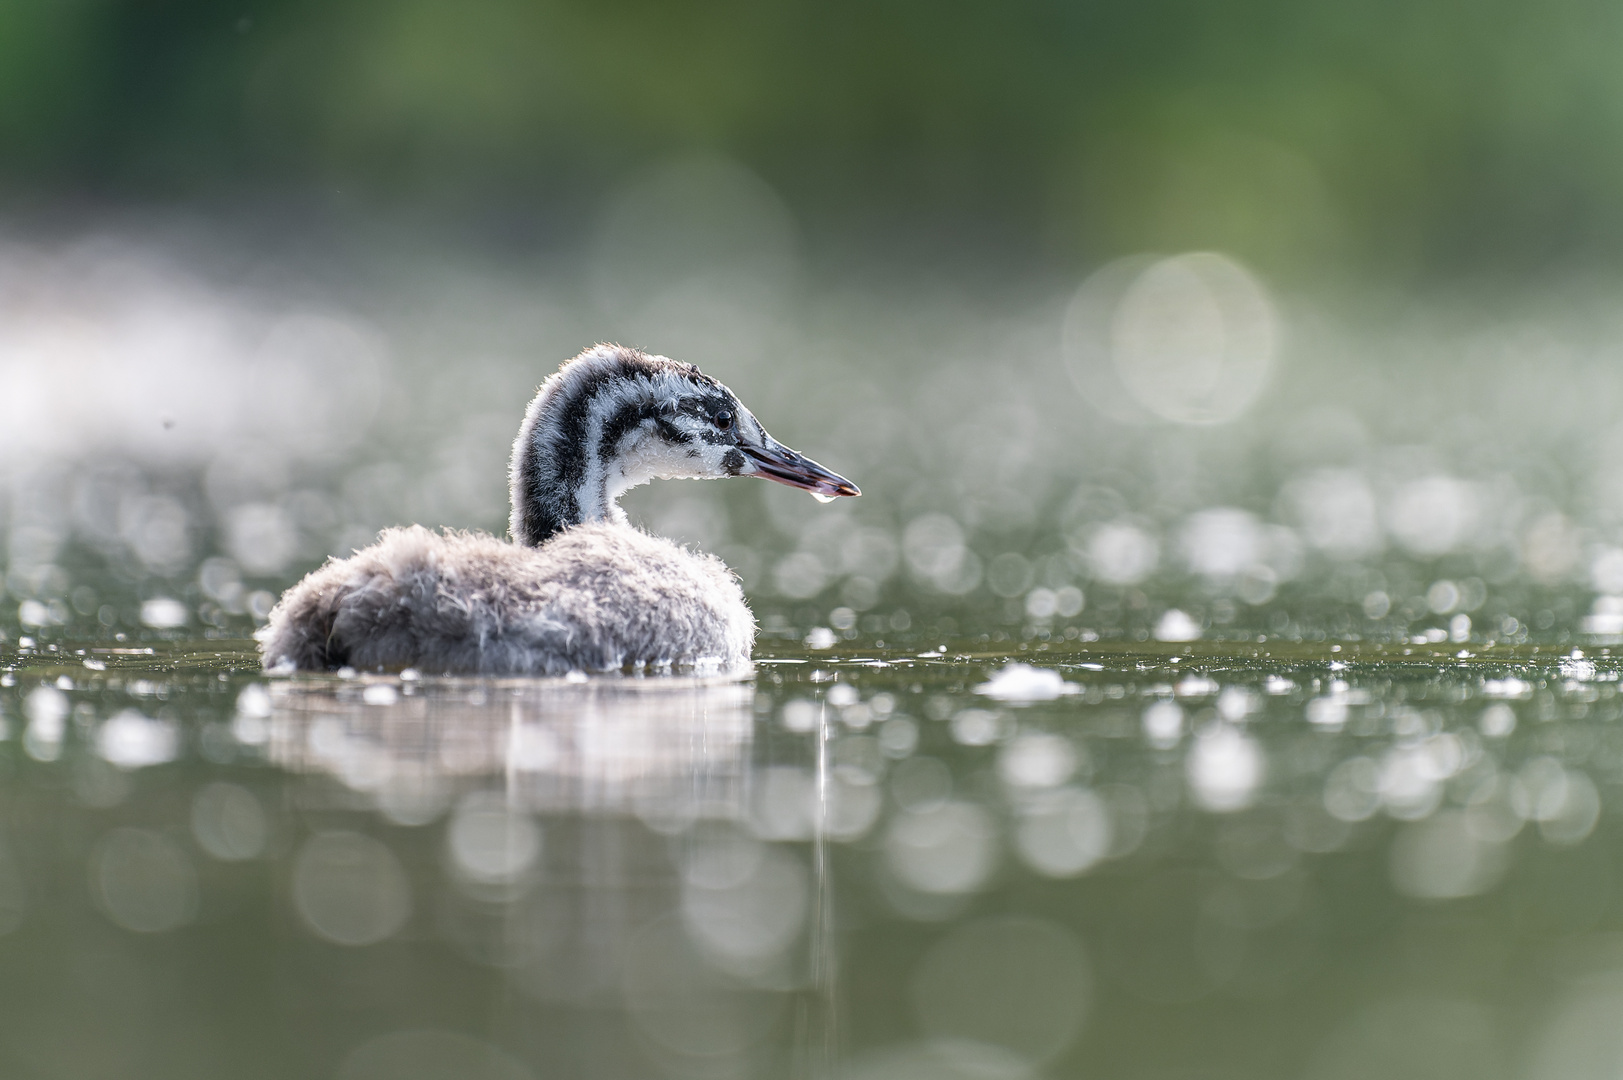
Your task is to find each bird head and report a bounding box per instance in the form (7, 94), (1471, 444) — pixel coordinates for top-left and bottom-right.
(633, 374), (860, 500)
(510, 345), (858, 544)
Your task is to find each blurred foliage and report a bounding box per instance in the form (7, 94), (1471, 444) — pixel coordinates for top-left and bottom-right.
(4, 0), (1623, 274)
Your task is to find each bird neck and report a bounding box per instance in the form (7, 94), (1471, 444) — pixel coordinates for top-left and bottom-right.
(508, 371), (656, 545)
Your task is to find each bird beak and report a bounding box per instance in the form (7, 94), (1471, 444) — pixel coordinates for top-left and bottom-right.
(743, 437), (860, 500)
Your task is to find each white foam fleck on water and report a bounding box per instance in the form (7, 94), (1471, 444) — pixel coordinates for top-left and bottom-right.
(1559, 656), (1597, 681)
(975, 663), (1078, 702)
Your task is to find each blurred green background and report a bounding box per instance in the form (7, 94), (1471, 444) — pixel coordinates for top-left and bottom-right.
(6, 0), (1623, 649)
(7, 0), (1623, 277)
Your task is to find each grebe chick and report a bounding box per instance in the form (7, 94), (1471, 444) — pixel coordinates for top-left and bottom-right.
(258, 344), (858, 676)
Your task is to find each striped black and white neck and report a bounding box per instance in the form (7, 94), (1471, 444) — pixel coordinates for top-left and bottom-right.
(508, 344), (858, 546)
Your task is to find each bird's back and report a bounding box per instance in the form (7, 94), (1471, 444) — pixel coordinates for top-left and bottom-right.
(257, 524), (755, 675)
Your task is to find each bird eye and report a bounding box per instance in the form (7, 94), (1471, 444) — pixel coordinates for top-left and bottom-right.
(715, 410), (734, 431)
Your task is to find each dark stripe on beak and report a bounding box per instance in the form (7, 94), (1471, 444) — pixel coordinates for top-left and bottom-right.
(743, 440), (860, 498)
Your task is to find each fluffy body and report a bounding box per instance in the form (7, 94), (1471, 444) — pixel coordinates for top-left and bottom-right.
(259, 343), (853, 676)
(257, 523), (753, 675)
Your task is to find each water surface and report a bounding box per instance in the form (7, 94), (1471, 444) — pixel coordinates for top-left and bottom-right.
(2, 635), (1620, 1079)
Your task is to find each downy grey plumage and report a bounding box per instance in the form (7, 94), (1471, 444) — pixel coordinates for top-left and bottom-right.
(257, 344), (859, 676)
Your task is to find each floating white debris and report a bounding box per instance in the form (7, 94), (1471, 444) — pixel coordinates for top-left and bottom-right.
(974, 663), (1080, 702)
(1559, 656), (1597, 681)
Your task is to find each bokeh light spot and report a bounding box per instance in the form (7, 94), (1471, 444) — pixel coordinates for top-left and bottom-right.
(293, 831), (412, 946)
(91, 827), (199, 933)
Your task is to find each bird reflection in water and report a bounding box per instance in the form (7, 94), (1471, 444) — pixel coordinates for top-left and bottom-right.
(264, 674), (755, 814)
(260, 673), (835, 1078)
